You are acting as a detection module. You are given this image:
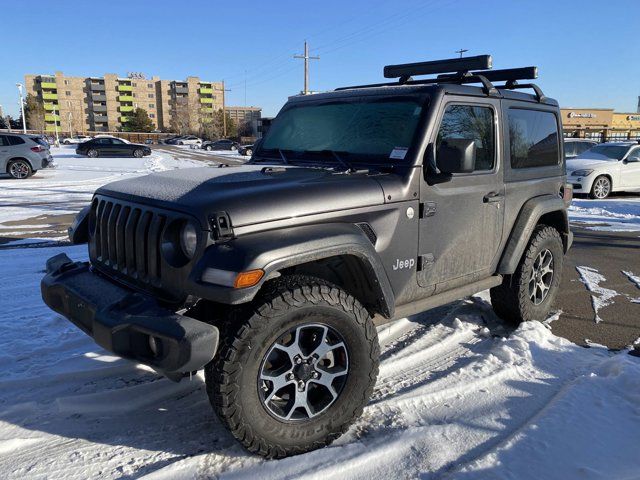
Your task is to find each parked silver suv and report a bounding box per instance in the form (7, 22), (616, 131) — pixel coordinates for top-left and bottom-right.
(0, 133), (54, 179)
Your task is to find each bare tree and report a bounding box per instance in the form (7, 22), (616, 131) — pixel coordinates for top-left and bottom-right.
(170, 97), (191, 134)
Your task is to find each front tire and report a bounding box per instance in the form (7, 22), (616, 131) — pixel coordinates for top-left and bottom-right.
(590, 175), (611, 199)
(490, 225), (564, 325)
(133, 149), (144, 158)
(205, 275), (379, 458)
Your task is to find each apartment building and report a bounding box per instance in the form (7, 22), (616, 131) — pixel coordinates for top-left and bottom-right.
(24, 72), (225, 133)
(226, 106), (262, 136)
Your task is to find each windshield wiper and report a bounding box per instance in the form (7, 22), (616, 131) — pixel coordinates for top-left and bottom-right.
(278, 149), (290, 165)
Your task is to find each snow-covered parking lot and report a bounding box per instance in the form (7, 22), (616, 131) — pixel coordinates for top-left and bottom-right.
(1, 147), (640, 478)
(0, 242), (638, 479)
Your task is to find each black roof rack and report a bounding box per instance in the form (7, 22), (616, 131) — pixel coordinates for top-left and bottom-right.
(336, 54), (548, 103)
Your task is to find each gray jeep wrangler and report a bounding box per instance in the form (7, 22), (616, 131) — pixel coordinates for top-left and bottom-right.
(41, 55), (572, 458)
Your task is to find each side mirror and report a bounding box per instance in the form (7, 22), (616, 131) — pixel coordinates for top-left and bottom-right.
(437, 139), (476, 174)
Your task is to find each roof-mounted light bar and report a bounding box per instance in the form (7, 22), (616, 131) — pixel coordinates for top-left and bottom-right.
(384, 55), (492, 79)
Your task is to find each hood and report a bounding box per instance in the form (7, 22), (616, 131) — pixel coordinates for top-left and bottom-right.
(95, 165), (386, 228)
(566, 157), (615, 172)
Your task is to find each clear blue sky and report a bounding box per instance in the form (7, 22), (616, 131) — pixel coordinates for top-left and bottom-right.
(2, 0), (639, 119)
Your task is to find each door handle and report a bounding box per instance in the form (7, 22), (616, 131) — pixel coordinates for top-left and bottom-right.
(483, 192), (503, 203)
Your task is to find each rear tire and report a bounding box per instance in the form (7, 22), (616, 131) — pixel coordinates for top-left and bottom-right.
(245, 148), (253, 156)
(490, 225), (563, 325)
(7, 160), (32, 179)
(205, 145), (213, 151)
(205, 275), (379, 458)
(87, 149), (98, 158)
(590, 175), (611, 199)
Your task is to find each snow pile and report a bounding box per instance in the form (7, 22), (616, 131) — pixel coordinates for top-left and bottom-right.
(0, 244), (638, 479)
(569, 198), (640, 232)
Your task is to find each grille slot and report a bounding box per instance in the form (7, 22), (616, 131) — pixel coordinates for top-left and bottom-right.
(92, 199), (165, 285)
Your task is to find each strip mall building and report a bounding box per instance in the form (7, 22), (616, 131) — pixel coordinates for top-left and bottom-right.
(561, 108), (640, 142)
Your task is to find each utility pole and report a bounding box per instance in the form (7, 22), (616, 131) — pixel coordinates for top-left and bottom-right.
(220, 80), (231, 138)
(455, 49), (468, 58)
(16, 83), (27, 133)
(294, 41), (320, 95)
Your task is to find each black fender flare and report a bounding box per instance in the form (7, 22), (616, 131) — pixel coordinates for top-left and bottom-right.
(189, 223), (396, 317)
(497, 195), (571, 275)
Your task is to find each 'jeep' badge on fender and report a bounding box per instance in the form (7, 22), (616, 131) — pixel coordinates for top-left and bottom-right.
(393, 258), (415, 270)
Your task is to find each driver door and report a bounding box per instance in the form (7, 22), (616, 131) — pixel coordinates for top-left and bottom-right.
(418, 98), (505, 292)
(620, 147), (640, 188)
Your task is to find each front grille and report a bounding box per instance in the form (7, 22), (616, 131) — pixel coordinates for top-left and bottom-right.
(91, 198), (167, 287)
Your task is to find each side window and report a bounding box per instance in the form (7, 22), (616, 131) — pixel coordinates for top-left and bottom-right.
(7, 136), (26, 146)
(436, 104), (495, 171)
(96, 138), (110, 145)
(0, 136), (7, 146)
(111, 139), (124, 145)
(564, 142), (576, 157)
(627, 148), (640, 162)
(508, 109), (560, 168)
(576, 142), (593, 155)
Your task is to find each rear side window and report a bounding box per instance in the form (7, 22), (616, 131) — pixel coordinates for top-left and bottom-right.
(7, 136), (26, 146)
(564, 142), (576, 157)
(0, 136), (8, 146)
(508, 109), (560, 168)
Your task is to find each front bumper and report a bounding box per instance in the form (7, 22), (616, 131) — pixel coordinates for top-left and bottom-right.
(41, 253), (219, 380)
(567, 174), (594, 194)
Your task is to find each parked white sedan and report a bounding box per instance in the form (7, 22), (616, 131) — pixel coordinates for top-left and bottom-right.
(62, 135), (92, 145)
(566, 142), (640, 199)
(176, 135), (202, 146)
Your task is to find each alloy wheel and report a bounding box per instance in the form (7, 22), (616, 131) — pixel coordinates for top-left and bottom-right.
(258, 323), (349, 421)
(528, 249), (554, 305)
(9, 161), (30, 179)
(593, 177), (610, 199)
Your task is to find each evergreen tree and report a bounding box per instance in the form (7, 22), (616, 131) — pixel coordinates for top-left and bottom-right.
(122, 108), (154, 132)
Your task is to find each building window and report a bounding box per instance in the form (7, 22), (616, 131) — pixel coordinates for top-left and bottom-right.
(66, 91), (71, 96)
(148, 83), (153, 88)
(149, 103), (155, 108)
(133, 82), (137, 87)
(132, 93), (136, 98)
(148, 94), (154, 98)
(64, 80), (69, 85)
(149, 114), (155, 118)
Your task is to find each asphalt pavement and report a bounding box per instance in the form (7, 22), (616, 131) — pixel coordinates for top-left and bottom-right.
(551, 227), (640, 349)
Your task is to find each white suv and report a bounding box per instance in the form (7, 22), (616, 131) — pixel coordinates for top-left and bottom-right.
(567, 141), (640, 199)
(1, 133), (54, 179)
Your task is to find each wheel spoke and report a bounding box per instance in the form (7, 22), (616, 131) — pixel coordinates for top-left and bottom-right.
(260, 370), (294, 402)
(285, 388), (312, 420)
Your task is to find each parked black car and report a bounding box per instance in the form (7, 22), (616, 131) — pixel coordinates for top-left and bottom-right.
(201, 139), (239, 151)
(238, 144), (254, 156)
(76, 138), (152, 158)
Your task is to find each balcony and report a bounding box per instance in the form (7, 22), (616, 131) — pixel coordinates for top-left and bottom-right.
(93, 114), (109, 123)
(45, 124), (59, 132)
(174, 86), (188, 94)
(44, 103), (57, 111)
(90, 83), (106, 91)
(118, 95), (134, 102)
(41, 81), (57, 89)
(201, 107), (214, 113)
(92, 105), (107, 113)
(199, 87), (213, 94)
(42, 93), (58, 101)
(119, 105), (135, 112)
(117, 84), (133, 92)
(200, 97), (213, 104)
(120, 116), (131, 122)
(92, 93), (107, 102)
(45, 114), (60, 121)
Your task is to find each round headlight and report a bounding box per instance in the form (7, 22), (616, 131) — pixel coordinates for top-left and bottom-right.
(180, 222), (198, 259)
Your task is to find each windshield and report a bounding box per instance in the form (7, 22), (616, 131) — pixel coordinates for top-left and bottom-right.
(256, 97), (426, 166)
(578, 144), (630, 160)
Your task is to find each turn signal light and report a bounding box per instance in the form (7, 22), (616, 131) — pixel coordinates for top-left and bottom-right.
(234, 269), (264, 289)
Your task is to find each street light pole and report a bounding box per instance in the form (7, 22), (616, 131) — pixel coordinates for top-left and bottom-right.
(16, 83), (27, 133)
(52, 106), (60, 146)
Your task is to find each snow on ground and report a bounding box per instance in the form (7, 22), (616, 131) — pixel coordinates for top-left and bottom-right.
(0, 244), (639, 479)
(172, 145), (246, 162)
(569, 198), (640, 232)
(0, 146), (204, 239)
(575, 266), (620, 323)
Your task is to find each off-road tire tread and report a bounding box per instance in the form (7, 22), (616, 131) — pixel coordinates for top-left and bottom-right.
(205, 274), (379, 458)
(490, 225), (563, 324)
